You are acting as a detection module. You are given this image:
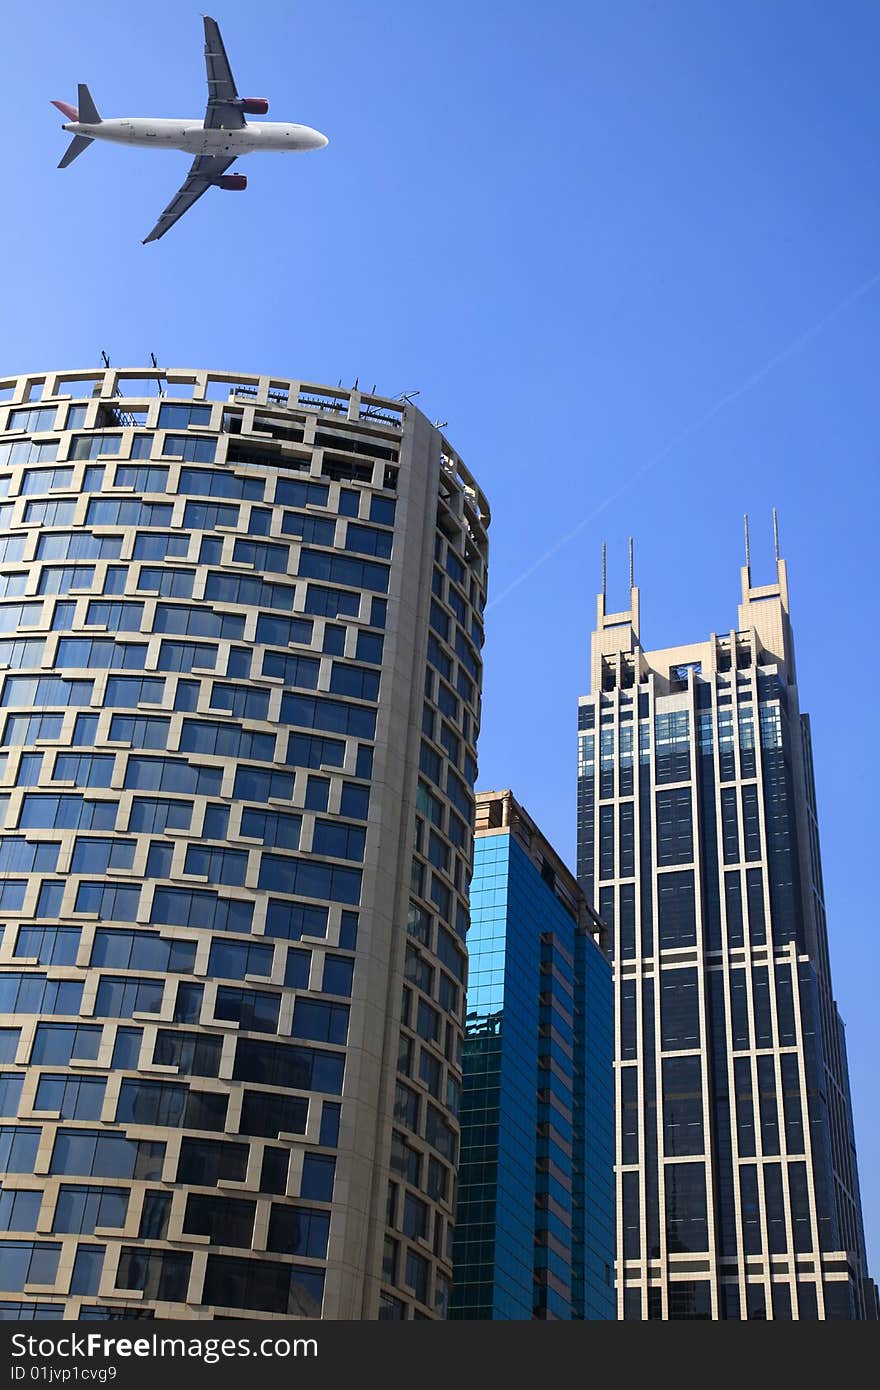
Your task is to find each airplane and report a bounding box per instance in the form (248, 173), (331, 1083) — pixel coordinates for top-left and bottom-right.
(51, 14), (328, 244)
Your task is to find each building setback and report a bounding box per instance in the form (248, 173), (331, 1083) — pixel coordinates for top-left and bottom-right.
(451, 789), (614, 1319)
(577, 536), (875, 1319)
(0, 365), (489, 1320)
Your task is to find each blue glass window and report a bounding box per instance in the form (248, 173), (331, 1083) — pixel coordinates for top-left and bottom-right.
(209, 682), (270, 720)
(10, 463), (67, 494)
(355, 631), (384, 664)
(108, 714), (169, 749)
(0, 1128), (41, 1174)
(87, 498), (172, 526)
(104, 675), (166, 707)
(2, 675), (92, 707)
(53, 753), (115, 787)
(322, 956), (355, 996)
(94, 975), (164, 1017)
(232, 539), (289, 573)
(131, 533), (189, 561)
(369, 496), (396, 526)
(202, 804), (229, 840)
(37, 532), (121, 562)
(34, 1075), (105, 1121)
(124, 756), (222, 796)
(183, 501), (239, 531)
(178, 466), (263, 501)
(19, 794), (115, 830)
(0, 602), (42, 631)
(298, 548), (388, 593)
(274, 478), (329, 508)
(136, 566), (195, 598)
(85, 601), (145, 631)
(329, 663), (380, 701)
(312, 821), (366, 862)
(215, 986), (280, 1032)
(0, 973), (83, 1015)
(14, 925), (79, 965)
(239, 808), (301, 850)
(184, 845), (248, 887)
(232, 766), (294, 802)
(280, 692), (376, 739)
(261, 651), (319, 686)
(0, 1188), (42, 1230)
(52, 1186), (127, 1235)
(128, 797), (192, 833)
(0, 573), (28, 598)
(150, 887), (253, 934)
(70, 837), (135, 874)
(55, 638), (146, 670)
(7, 406), (57, 432)
(258, 854), (361, 906)
(345, 522), (393, 559)
(304, 584), (360, 618)
(204, 571), (294, 611)
(157, 403), (212, 429)
(29, 1023), (100, 1065)
(207, 939), (273, 980)
(0, 837), (59, 873)
(264, 900), (328, 941)
(2, 712), (63, 744)
(154, 603), (244, 640)
(179, 719), (274, 761)
(70, 434), (122, 460)
(161, 433), (216, 462)
(24, 499), (76, 526)
(75, 882), (140, 922)
(0, 638), (45, 668)
(156, 640), (217, 672)
(35, 882), (65, 918)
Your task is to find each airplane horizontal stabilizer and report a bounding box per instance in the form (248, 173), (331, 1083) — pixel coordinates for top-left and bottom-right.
(76, 83), (101, 125)
(58, 134), (93, 169)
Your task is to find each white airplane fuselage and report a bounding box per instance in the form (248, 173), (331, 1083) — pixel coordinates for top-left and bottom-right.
(60, 116), (328, 155)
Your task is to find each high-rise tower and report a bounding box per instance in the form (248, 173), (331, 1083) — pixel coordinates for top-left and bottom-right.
(0, 365), (489, 1320)
(577, 527), (874, 1319)
(450, 789), (614, 1320)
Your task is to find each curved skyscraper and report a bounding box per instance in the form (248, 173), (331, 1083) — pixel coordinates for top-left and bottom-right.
(0, 365), (489, 1320)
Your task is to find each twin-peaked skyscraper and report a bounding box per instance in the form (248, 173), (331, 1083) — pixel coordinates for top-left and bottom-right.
(577, 532), (874, 1318)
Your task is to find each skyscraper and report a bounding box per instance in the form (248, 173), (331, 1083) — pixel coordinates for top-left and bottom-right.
(451, 789), (614, 1320)
(577, 531), (874, 1319)
(0, 364), (489, 1320)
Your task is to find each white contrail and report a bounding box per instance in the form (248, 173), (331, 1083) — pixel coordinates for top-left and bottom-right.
(486, 266), (880, 611)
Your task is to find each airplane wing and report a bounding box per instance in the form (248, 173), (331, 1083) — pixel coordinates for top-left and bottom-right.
(203, 15), (245, 129)
(142, 154), (236, 243)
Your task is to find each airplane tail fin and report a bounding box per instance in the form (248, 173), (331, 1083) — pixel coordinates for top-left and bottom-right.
(76, 83), (101, 125)
(50, 99), (79, 121)
(58, 134), (93, 169)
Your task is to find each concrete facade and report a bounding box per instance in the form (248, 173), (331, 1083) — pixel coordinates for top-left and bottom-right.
(0, 366), (489, 1319)
(577, 539), (874, 1318)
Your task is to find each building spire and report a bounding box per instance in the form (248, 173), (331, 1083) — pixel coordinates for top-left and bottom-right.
(629, 536), (634, 590)
(601, 541), (607, 600)
(773, 507), (780, 561)
(744, 513), (751, 576)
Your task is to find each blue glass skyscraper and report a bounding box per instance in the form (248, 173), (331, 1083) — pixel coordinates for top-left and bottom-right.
(451, 789), (614, 1319)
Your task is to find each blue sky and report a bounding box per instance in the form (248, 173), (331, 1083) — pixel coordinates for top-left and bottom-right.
(4, 0), (880, 1280)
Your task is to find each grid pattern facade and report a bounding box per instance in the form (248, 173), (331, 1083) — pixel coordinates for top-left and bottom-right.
(578, 557), (874, 1319)
(0, 366), (490, 1320)
(450, 790), (614, 1319)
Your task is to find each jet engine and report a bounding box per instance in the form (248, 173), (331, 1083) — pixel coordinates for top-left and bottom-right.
(217, 174), (247, 191)
(241, 98), (269, 115)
